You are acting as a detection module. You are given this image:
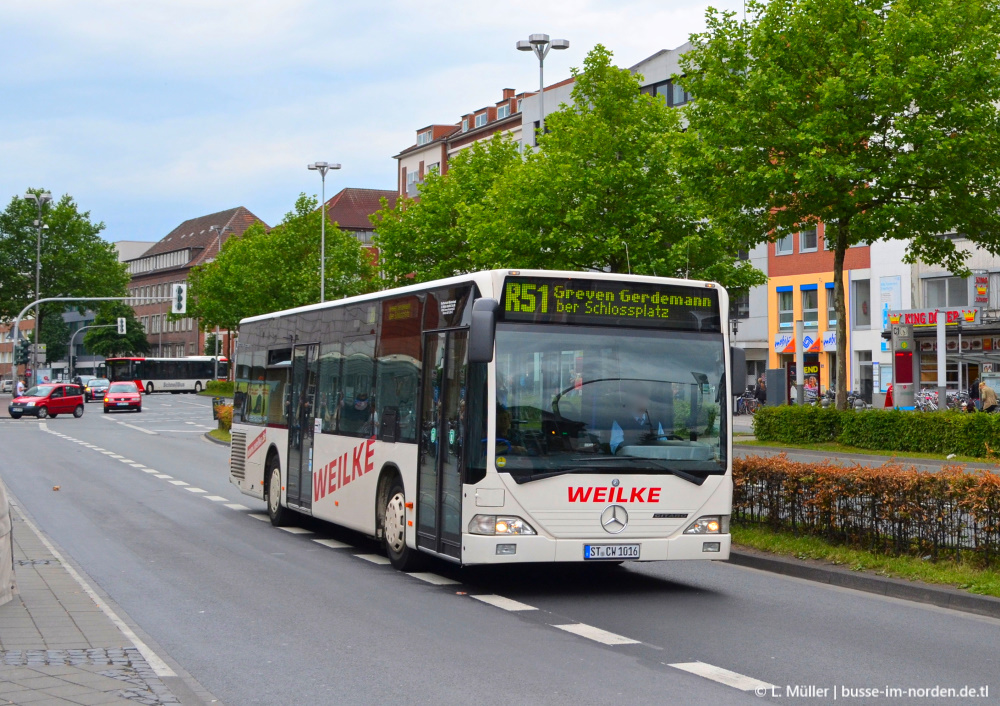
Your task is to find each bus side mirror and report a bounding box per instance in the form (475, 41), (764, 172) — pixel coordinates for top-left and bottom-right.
(730, 346), (746, 392)
(469, 298), (499, 363)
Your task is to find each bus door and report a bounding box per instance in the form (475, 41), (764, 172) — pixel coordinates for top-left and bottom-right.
(286, 344), (318, 512)
(416, 330), (468, 560)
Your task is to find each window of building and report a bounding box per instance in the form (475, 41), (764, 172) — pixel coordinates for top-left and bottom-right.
(497, 104), (510, 119)
(516, 99), (522, 112)
(425, 162), (439, 175)
(923, 276), (968, 307)
(826, 286), (837, 326)
(853, 279), (871, 327)
(416, 130), (432, 146)
(461, 118), (468, 133)
(776, 235), (793, 255)
(670, 80), (692, 106)
(778, 290), (794, 329)
(731, 291), (750, 320)
(475, 113), (488, 128)
(802, 288), (819, 327)
(800, 228), (818, 252)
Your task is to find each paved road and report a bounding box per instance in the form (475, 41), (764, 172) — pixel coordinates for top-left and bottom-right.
(1, 393), (997, 704)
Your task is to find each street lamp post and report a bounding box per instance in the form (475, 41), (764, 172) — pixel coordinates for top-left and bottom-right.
(22, 192), (52, 386)
(208, 225), (232, 380)
(307, 161), (342, 303)
(516, 34), (569, 145)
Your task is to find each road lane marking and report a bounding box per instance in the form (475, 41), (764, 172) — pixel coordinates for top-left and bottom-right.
(129, 463), (146, 468)
(471, 595), (538, 611)
(313, 538), (350, 549)
(153, 429), (211, 433)
(355, 554), (391, 565)
(553, 624), (640, 646)
(168, 480), (189, 486)
(154, 474), (172, 479)
(278, 526), (313, 535)
(407, 572), (460, 586)
(141, 469), (159, 474)
(185, 487), (207, 493)
(119, 458), (135, 463)
(204, 495), (228, 502)
(668, 662), (777, 692)
(225, 503), (250, 511)
(108, 454), (123, 458)
(248, 513), (270, 522)
(12, 504), (176, 678)
(117, 421), (156, 435)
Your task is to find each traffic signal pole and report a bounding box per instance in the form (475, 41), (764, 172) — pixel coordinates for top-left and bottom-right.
(68, 324), (116, 380)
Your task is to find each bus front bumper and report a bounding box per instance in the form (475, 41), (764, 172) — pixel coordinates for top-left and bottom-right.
(459, 532), (731, 565)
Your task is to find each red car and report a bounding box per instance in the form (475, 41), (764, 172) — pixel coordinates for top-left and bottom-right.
(8, 383), (85, 419)
(104, 381), (142, 413)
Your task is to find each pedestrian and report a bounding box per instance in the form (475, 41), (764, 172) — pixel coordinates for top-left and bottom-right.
(979, 381), (998, 413)
(970, 377), (981, 411)
(755, 376), (767, 405)
(15, 379), (24, 397)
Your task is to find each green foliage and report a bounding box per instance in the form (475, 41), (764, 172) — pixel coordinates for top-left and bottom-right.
(372, 134), (523, 285)
(188, 193), (377, 327)
(753, 405), (1000, 457)
(680, 0), (1000, 404)
(203, 332), (221, 357)
(371, 45), (764, 290)
(83, 301), (150, 357)
(205, 380), (234, 396)
(0, 190), (129, 320)
(37, 310), (70, 363)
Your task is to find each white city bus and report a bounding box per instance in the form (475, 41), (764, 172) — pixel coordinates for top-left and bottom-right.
(228, 270), (743, 570)
(105, 356), (229, 394)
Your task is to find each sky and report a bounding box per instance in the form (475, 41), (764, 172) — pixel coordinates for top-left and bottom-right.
(2, 0), (743, 244)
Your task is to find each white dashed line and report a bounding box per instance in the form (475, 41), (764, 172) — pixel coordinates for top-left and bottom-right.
(553, 624), (640, 646)
(141, 469), (159, 474)
(313, 538), (350, 549)
(203, 496), (228, 502)
(225, 503), (250, 511)
(107, 453), (123, 458)
(185, 487), (207, 493)
(407, 572), (460, 586)
(118, 422), (156, 435)
(471, 595), (538, 611)
(355, 554), (391, 565)
(119, 458), (135, 463)
(168, 480), (189, 486)
(278, 526), (313, 535)
(248, 513), (270, 522)
(129, 463), (146, 468)
(668, 662), (777, 692)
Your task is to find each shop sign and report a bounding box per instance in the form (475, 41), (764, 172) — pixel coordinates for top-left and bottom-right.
(802, 333), (822, 353)
(887, 307), (980, 327)
(974, 275), (990, 306)
(773, 333), (795, 353)
(821, 331), (836, 351)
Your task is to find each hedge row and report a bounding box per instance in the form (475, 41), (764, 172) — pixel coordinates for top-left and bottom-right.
(734, 455), (1000, 566)
(752, 405), (1000, 458)
(205, 380), (234, 396)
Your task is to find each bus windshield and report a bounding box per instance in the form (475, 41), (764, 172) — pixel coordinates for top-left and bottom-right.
(495, 324), (726, 482)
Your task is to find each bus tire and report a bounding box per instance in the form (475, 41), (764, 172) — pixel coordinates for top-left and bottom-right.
(146, 382), (154, 395)
(73, 405), (84, 418)
(384, 480), (421, 571)
(267, 454), (289, 527)
(194, 382), (202, 393)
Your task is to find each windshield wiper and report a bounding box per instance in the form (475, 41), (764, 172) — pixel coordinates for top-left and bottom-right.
(514, 457), (708, 486)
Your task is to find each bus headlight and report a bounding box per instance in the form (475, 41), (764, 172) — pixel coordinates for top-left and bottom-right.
(684, 515), (729, 534)
(469, 515), (536, 536)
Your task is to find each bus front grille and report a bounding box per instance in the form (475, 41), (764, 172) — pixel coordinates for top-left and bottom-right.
(230, 431), (247, 480)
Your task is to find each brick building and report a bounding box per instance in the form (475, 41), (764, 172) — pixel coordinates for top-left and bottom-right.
(323, 187), (398, 245)
(126, 206), (268, 358)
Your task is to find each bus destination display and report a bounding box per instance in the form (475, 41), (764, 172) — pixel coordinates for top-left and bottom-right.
(500, 276), (721, 331)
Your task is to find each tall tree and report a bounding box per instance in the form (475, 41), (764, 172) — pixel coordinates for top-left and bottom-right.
(474, 44), (763, 289)
(371, 134), (523, 285)
(188, 194), (376, 329)
(679, 0), (1000, 408)
(83, 302), (150, 357)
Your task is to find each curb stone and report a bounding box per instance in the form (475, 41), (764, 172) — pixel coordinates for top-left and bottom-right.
(203, 431), (229, 446)
(729, 548), (1000, 619)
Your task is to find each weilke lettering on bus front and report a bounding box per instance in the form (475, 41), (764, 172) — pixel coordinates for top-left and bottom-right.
(568, 487), (661, 503)
(314, 437), (376, 501)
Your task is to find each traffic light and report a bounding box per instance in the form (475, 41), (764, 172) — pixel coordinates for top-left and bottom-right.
(14, 339), (30, 365)
(117, 317), (127, 335)
(171, 283), (187, 314)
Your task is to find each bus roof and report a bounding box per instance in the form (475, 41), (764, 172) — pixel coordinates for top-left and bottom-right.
(238, 269), (723, 326)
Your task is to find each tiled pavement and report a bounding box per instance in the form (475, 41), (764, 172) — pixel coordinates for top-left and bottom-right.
(0, 504), (182, 705)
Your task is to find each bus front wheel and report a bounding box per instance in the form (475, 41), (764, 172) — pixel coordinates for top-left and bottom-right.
(384, 481), (421, 571)
(267, 456), (289, 527)
(146, 383), (154, 395)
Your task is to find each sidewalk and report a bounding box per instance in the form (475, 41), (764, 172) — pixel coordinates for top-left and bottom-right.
(0, 502), (182, 705)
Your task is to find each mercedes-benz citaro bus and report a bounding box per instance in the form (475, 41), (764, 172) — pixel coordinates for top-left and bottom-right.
(228, 270), (744, 570)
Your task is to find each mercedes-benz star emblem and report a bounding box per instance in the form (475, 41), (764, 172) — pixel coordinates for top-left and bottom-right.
(600, 505), (629, 534)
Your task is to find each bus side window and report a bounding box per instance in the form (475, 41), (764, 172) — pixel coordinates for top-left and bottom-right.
(376, 295), (422, 442)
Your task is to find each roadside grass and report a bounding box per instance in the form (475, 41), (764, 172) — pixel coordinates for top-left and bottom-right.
(734, 439), (996, 466)
(208, 428), (231, 444)
(733, 523), (1000, 598)
(198, 390), (233, 399)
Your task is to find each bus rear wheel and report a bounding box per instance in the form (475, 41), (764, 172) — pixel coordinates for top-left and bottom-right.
(267, 456), (289, 527)
(194, 382), (202, 393)
(384, 481), (421, 571)
(146, 382), (154, 395)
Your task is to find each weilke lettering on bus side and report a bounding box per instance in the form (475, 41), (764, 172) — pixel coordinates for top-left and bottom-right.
(314, 437), (377, 501)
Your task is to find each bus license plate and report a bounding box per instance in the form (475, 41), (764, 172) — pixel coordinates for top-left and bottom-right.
(584, 544), (639, 560)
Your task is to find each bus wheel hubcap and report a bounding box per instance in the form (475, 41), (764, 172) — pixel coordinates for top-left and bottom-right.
(385, 492), (405, 554)
(269, 469), (280, 513)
